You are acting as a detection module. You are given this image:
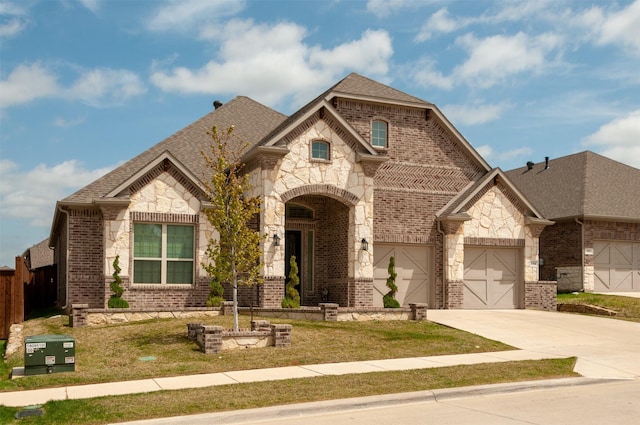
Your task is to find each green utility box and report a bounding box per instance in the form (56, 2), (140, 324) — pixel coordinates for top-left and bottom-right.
(24, 335), (76, 376)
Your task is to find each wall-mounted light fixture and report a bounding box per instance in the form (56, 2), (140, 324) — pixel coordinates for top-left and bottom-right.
(273, 234), (280, 246)
(361, 238), (368, 251)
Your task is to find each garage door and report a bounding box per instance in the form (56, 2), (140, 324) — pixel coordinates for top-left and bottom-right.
(373, 244), (432, 307)
(463, 247), (521, 309)
(594, 241), (640, 292)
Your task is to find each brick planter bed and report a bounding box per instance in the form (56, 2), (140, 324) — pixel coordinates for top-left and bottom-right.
(187, 320), (292, 354)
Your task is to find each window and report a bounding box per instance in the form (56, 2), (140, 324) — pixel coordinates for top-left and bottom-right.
(371, 120), (388, 148)
(311, 140), (330, 160)
(133, 223), (194, 284)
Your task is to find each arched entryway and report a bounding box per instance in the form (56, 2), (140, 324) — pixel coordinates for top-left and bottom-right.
(284, 196), (350, 306)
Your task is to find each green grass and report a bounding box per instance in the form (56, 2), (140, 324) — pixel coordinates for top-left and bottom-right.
(557, 293), (640, 322)
(1, 313), (512, 391)
(0, 358), (577, 425)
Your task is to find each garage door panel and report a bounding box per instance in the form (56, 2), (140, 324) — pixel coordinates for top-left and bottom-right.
(373, 244), (432, 307)
(594, 242), (640, 292)
(463, 247), (520, 309)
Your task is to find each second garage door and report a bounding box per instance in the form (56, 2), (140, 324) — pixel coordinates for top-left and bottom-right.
(594, 241), (640, 292)
(463, 247), (521, 309)
(373, 244), (432, 307)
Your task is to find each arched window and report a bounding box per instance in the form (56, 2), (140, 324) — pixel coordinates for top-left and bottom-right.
(371, 120), (388, 148)
(311, 140), (330, 160)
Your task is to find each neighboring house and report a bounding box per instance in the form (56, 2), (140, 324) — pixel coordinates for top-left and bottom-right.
(506, 151), (640, 293)
(49, 73), (554, 311)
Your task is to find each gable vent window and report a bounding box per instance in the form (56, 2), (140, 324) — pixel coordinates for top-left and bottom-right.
(372, 120), (388, 148)
(311, 140), (330, 161)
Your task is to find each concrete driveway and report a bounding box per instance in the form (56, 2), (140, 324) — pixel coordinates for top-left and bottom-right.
(427, 309), (640, 379)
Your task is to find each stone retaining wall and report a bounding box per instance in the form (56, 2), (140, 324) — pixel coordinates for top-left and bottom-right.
(69, 303), (427, 327)
(187, 320), (292, 353)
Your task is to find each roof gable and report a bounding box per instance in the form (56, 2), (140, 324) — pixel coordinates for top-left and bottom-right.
(505, 151), (640, 221)
(63, 96), (286, 204)
(437, 168), (547, 221)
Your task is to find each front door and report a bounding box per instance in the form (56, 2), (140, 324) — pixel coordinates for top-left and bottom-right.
(285, 230), (303, 299)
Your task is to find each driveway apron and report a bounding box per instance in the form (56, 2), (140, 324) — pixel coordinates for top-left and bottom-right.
(427, 309), (640, 379)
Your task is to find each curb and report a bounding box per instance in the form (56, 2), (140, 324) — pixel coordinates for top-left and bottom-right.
(108, 377), (617, 425)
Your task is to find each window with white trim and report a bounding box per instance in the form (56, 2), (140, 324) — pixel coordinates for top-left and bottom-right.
(311, 140), (330, 160)
(133, 223), (194, 284)
(371, 120), (388, 148)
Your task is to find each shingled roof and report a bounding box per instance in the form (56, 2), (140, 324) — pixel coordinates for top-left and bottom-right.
(505, 151), (640, 221)
(63, 96), (287, 204)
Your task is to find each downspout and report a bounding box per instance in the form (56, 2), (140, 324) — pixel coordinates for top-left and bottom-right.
(437, 219), (447, 309)
(57, 205), (70, 310)
(575, 218), (584, 291)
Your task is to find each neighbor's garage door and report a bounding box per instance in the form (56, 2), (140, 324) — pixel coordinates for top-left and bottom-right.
(594, 241), (640, 292)
(373, 244), (432, 307)
(463, 247), (521, 309)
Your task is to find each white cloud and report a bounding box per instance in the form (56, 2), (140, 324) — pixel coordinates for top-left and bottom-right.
(415, 8), (465, 42)
(597, 0), (640, 53)
(366, 0), (415, 17)
(0, 159), (115, 227)
(582, 110), (640, 169)
(67, 68), (147, 106)
(405, 58), (453, 90)
(496, 146), (533, 162)
(77, 0), (101, 14)
(441, 101), (509, 125)
(0, 63), (146, 109)
(475, 144), (493, 159)
(151, 23), (393, 108)
(0, 1), (27, 38)
(53, 116), (86, 128)
(453, 32), (560, 88)
(0, 63), (60, 108)
(146, 0), (245, 33)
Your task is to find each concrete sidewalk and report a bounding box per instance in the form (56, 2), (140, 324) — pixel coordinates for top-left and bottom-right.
(0, 349), (562, 407)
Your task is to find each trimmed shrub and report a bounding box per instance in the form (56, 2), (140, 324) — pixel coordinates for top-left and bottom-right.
(282, 255), (301, 308)
(383, 256), (400, 308)
(207, 278), (226, 307)
(108, 255), (129, 309)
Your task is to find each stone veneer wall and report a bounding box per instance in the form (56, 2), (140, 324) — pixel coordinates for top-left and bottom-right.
(101, 171), (216, 309)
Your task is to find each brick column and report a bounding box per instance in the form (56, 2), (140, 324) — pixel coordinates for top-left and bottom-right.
(445, 280), (464, 309)
(525, 281), (557, 311)
(201, 325), (223, 354)
(187, 323), (203, 340)
(410, 303), (428, 321)
(320, 303), (339, 321)
(70, 304), (89, 327)
(272, 324), (292, 348)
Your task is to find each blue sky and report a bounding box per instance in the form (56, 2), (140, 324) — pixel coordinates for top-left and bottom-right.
(1, 0), (639, 267)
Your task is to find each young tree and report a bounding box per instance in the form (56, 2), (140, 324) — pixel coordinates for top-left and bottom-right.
(202, 125), (263, 332)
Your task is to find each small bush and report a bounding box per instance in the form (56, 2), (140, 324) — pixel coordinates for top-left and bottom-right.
(108, 296), (130, 309)
(108, 255), (129, 308)
(383, 256), (400, 308)
(207, 278), (225, 307)
(282, 255), (301, 308)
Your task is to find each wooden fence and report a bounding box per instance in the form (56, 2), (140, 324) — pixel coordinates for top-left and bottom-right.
(1, 256), (56, 339)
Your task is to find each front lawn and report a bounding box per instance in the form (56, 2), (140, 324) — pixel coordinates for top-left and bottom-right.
(2, 312), (512, 391)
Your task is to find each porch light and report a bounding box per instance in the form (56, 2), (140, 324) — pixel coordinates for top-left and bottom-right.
(273, 234), (280, 246)
(361, 238), (368, 251)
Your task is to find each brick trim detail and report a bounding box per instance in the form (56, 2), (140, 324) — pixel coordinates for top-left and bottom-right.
(281, 185), (359, 206)
(464, 238), (525, 247)
(130, 211), (199, 224)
